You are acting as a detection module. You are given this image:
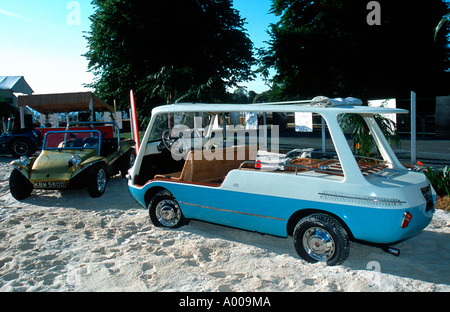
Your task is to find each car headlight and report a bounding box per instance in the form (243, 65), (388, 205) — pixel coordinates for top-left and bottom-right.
(20, 156), (30, 166)
(71, 155), (82, 166)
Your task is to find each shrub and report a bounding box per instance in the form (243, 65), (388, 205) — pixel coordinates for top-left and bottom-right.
(424, 166), (450, 196)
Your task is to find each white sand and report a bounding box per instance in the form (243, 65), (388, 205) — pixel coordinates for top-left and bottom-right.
(0, 157), (449, 292)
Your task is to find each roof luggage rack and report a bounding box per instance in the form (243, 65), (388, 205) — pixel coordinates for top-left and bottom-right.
(249, 96), (363, 107)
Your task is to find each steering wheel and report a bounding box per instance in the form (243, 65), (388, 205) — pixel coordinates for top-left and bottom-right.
(161, 129), (188, 157)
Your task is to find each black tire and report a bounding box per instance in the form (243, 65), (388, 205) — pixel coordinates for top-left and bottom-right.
(87, 164), (107, 198)
(9, 139), (35, 158)
(148, 190), (188, 228)
(294, 213), (350, 266)
(9, 169), (33, 200)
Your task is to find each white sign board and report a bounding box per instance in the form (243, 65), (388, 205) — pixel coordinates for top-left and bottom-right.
(368, 99), (397, 124)
(104, 111), (123, 129)
(245, 112), (258, 130)
(295, 112), (313, 132)
(40, 113), (59, 128)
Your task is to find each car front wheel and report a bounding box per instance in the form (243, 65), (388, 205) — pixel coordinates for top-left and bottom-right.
(294, 213), (350, 266)
(87, 164), (107, 198)
(148, 190), (187, 228)
(9, 169), (33, 200)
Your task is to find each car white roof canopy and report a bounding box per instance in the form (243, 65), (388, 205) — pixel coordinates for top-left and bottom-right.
(152, 96), (408, 115)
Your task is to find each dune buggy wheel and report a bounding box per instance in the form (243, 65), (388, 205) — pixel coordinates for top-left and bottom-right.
(148, 190), (187, 228)
(87, 164), (107, 198)
(9, 169), (33, 200)
(294, 213), (350, 266)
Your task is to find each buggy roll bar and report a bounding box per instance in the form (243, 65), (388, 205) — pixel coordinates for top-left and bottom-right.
(66, 121), (121, 147)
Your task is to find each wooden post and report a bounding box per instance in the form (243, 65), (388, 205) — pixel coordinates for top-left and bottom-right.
(89, 96), (94, 122)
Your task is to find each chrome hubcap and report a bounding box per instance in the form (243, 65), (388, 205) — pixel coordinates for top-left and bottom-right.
(97, 169), (106, 193)
(303, 227), (335, 261)
(156, 200), (181, 227)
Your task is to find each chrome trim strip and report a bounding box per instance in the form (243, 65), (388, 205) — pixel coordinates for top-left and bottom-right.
(318, 191), (406, 206)
(179, 201), (285, 221)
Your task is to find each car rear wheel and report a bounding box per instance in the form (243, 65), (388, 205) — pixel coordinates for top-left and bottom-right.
(148, 190), (187, 228)
(9, 139), (35, 158)
(87, 164), (107, 198)
(9, 169), (33, 200)
(294, 213), (350, 266)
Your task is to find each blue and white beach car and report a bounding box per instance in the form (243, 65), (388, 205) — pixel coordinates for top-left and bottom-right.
(127, 97), (435, 265)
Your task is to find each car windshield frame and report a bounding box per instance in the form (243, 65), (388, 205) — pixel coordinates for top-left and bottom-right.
(43, 130), (102, 156)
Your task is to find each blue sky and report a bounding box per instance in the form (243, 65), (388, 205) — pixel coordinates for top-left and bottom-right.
(0, 0), (94, 94)
(0, 0), (277, 95)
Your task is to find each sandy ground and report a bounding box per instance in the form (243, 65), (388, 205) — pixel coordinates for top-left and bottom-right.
(0, 156), (449, 292)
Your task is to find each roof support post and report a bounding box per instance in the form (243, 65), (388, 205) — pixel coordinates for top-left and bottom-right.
(411, 91), (416, 164)
(321, 116), (326, 154)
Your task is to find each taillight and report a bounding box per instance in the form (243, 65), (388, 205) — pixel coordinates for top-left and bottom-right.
(401, 211), (413, 229)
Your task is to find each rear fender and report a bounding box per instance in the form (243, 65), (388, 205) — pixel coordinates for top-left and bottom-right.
(79, 157), (105, 172)
(118, 140), (136, 155)
(81, 156), (104, 167)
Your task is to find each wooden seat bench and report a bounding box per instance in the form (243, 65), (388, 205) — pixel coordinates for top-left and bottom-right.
(154, 145), (258, 184)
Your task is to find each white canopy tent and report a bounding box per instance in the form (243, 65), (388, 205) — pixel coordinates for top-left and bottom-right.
(0, 76), (34, 128)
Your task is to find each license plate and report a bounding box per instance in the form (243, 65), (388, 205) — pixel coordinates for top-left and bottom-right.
(33, 181), (66, 189)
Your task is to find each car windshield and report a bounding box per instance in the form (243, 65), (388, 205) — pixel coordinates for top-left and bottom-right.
(148, 112), (213, 143)
(44, 131), (100, 150)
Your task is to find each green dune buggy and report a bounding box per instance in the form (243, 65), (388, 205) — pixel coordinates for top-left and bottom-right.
(10, 122), (135, 199)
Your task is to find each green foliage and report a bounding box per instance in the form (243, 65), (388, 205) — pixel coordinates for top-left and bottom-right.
(339, 113), (400, 157)
(229, 87), (257, 104)
(424, 166), (450, 196)
(260, 0), (450, 101)
(84, 0), (255, 114)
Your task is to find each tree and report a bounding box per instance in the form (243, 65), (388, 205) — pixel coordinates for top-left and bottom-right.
(230, 87), (257, 103)
(259, 0), (450, 102)
(84, 0), (255, 114)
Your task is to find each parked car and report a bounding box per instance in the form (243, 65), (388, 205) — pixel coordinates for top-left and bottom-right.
(127, 97), (435, 265)
(10, 122), (135, 199)
(0, 117), (42, 158)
